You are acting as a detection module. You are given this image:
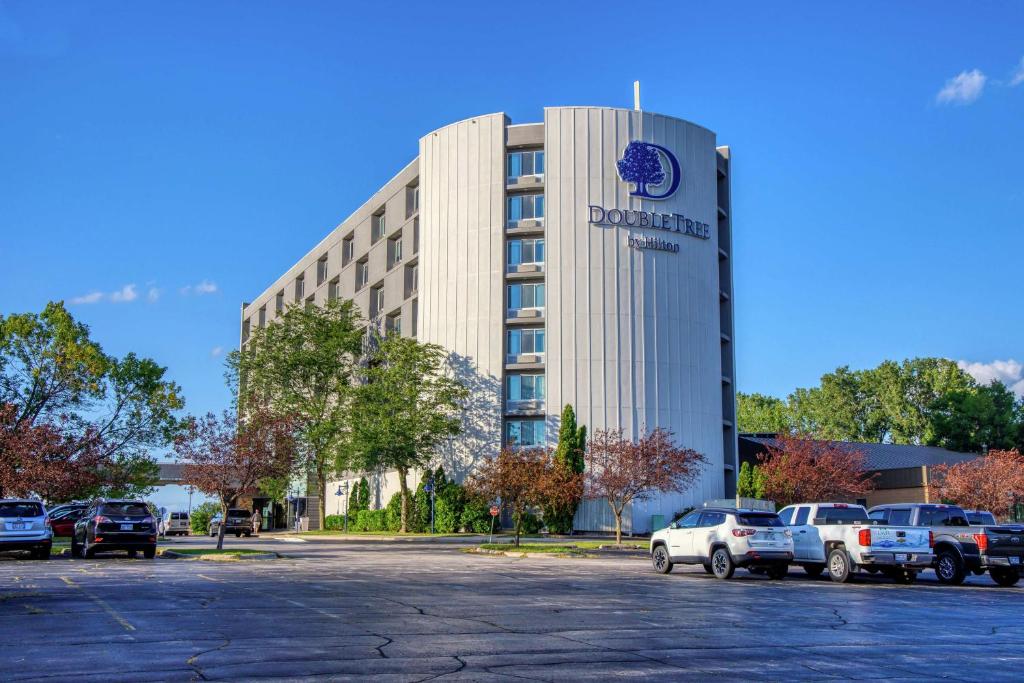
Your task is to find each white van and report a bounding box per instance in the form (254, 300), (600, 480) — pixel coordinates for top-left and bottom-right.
(161, 511), (190, 537)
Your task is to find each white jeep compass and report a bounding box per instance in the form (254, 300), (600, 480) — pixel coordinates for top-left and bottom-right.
(650, 507), (794, 579)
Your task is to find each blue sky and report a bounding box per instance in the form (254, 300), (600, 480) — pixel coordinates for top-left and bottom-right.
(2, 2), (1023, 435)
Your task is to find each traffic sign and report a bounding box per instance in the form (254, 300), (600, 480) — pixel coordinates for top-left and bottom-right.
(489, 505), (500, 517)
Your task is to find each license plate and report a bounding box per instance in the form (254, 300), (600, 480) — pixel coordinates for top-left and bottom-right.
(10, 522), (25, 530)
(1011, 557), (1021, 565)
(894, 553), (908, 562)
(120, 523), (133, 531)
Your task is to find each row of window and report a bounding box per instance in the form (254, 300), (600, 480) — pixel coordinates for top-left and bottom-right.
(508, 282), (544, 311)
(506, 419), (545, 447)
(508, 238), (543, 267)
(507, 194), (544, 225)
(507, 150), (544, 180)
(507, 373), (544, 402)
(507, 327), (544, 356)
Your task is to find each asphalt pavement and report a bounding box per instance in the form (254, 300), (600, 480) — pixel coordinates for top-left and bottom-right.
(1, 535), (1022, 681)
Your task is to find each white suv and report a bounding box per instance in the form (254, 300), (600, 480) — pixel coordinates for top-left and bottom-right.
(650, 508), (794, 579)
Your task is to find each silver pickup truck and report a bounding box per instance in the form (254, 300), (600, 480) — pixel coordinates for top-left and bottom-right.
(869, 503), (1023, 587)
(778, 503), (934, 583)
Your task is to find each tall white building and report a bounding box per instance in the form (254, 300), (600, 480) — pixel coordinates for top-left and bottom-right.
(241, 106), (737, 532)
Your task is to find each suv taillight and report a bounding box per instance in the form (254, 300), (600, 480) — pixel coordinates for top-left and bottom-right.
(973, 533), (989, 553)
(929, 531), (935, 548)
(732, 528), (756, 537)
(94, 515), (111, 525)
(44, 518), (51, 528)
(858, 529), (872, 546)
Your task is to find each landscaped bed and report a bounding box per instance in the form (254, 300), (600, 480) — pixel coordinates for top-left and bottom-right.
(470, 541), (648, 558)
(160, 548), (279, 561)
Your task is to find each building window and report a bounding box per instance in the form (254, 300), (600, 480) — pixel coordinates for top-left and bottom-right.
(507, 327), (545, 357)
(305, 294), (314, 311)
(241, 319), (250, 343)
(505, 419), (544, 447)
(407, 183), (419, 218)
(405, 263), (419, 298)
(355, 260), (369, 290)
(507, 282), (545, 311)
(507, 239), (544, 267)
(328, 277), (340, 302)
(507, 194), (544, 225)
(275, 291), (284, 314)
(371, 285), (384, 317)
(507, 150), (544, 180)
(411, 299), (418, 336)
(294, 275), (305, 302)
(387, 312), (402, 336)
(412, 218), (420, 254)
(372, 211), (386, 243)
(389, 233), (403, 268)
(342, 234), (354, 266)
(258, 306), (266, 328)
(316, 255), (328, 286)
(507, 374), (545, 402)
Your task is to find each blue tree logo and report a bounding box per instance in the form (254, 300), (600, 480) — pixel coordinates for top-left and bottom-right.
(616, 141), (681, 200)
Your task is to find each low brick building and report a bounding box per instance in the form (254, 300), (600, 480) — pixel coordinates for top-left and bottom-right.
(738, 435), (979, 508)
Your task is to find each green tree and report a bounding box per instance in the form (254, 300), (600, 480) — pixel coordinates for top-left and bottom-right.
(348, 334), (467, 532)
(236, 298), (364, 530)
(189, 501), (220, 534)
(0, 301), (182, 500)
(544, 404), (587, 534)
(929, 381), (1020, 453)
(736, 393), (791, 434)
(752, 464), (767, 499)
(736, 461), (755, 498)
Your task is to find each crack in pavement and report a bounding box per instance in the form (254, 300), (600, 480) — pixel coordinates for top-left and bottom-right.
(186, 638), (231, 681)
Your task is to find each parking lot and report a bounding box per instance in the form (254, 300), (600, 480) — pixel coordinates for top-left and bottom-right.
(1, 536), (1023, 681)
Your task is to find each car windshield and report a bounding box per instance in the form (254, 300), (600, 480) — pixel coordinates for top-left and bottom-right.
(818, 507), (871, 523)
(98, 503), (150, 516)
(736, 513), (784, 527)
(228, 510), (249, 517)
(0, 502), (44, 518)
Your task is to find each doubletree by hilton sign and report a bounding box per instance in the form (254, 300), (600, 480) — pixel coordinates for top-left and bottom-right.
(588, 141), (711, 253)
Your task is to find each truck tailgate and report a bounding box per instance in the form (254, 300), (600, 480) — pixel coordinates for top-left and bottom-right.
(869, 526), (931, 553)
(983, 527), (1024, 565)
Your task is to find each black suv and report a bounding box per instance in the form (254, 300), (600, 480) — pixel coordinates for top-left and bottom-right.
(72, 499), (158, 559)
(209, 508), (252, 537)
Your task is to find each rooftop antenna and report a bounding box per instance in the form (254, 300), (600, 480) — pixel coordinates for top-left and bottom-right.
(633, 80), (641, 111)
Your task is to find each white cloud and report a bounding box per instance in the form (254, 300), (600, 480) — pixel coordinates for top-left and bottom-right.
(109, 283), (138, 303)
(957, 359), (1024, 398)
(936, 69), (987, 104)
(180, 279), (218, 296)
(147, 287), (160, 303)
(69, 291), (103, 305)
(210, 346), (224, 358)
(1011, 57), (1024, 87)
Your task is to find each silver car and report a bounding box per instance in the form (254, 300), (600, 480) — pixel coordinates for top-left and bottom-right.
(0, 499), (52, 560)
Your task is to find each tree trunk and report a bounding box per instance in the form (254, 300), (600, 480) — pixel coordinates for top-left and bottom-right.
(513, 509), (522, 548)
(217, 500), (228, 551)
(316, 462), (326, 533)
(397, 467), (409, 533)
(607, 499), (623, 545)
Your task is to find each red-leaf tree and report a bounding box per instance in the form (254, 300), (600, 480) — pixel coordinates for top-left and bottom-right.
(757, 433), (876, 508)
(0, 403), (106, 501)
(174, 404), (295, 549)
(466, 447), (582, 547)
(585, 428), (706, 544)
(933, 449), (1024, 519)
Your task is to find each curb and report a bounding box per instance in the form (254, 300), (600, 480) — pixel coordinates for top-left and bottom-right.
(467, 548), (597, 559)
(160, 550), (280, 561)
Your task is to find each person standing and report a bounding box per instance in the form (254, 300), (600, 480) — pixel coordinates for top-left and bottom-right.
(250, 508), (263, 536)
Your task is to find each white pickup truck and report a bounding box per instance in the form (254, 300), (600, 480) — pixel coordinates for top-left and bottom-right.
(777, 503), (934, 583)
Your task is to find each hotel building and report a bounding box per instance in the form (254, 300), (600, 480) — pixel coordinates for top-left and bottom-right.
(240, 105), (737, 532)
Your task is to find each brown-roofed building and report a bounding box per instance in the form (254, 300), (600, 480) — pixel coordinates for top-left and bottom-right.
(739, 434), (980, 508)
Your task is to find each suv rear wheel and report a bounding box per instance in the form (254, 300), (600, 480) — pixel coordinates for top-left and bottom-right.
(651, 545), (673, 574)
(990, 567), (1020, 587)
(935, 550), (966, 585)
(143, 546), (156, 560)
(827, 548), (854, 583)
(710, 547), (735, 580)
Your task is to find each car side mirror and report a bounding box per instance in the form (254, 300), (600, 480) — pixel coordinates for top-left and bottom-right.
(668, 522), (678, 530)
